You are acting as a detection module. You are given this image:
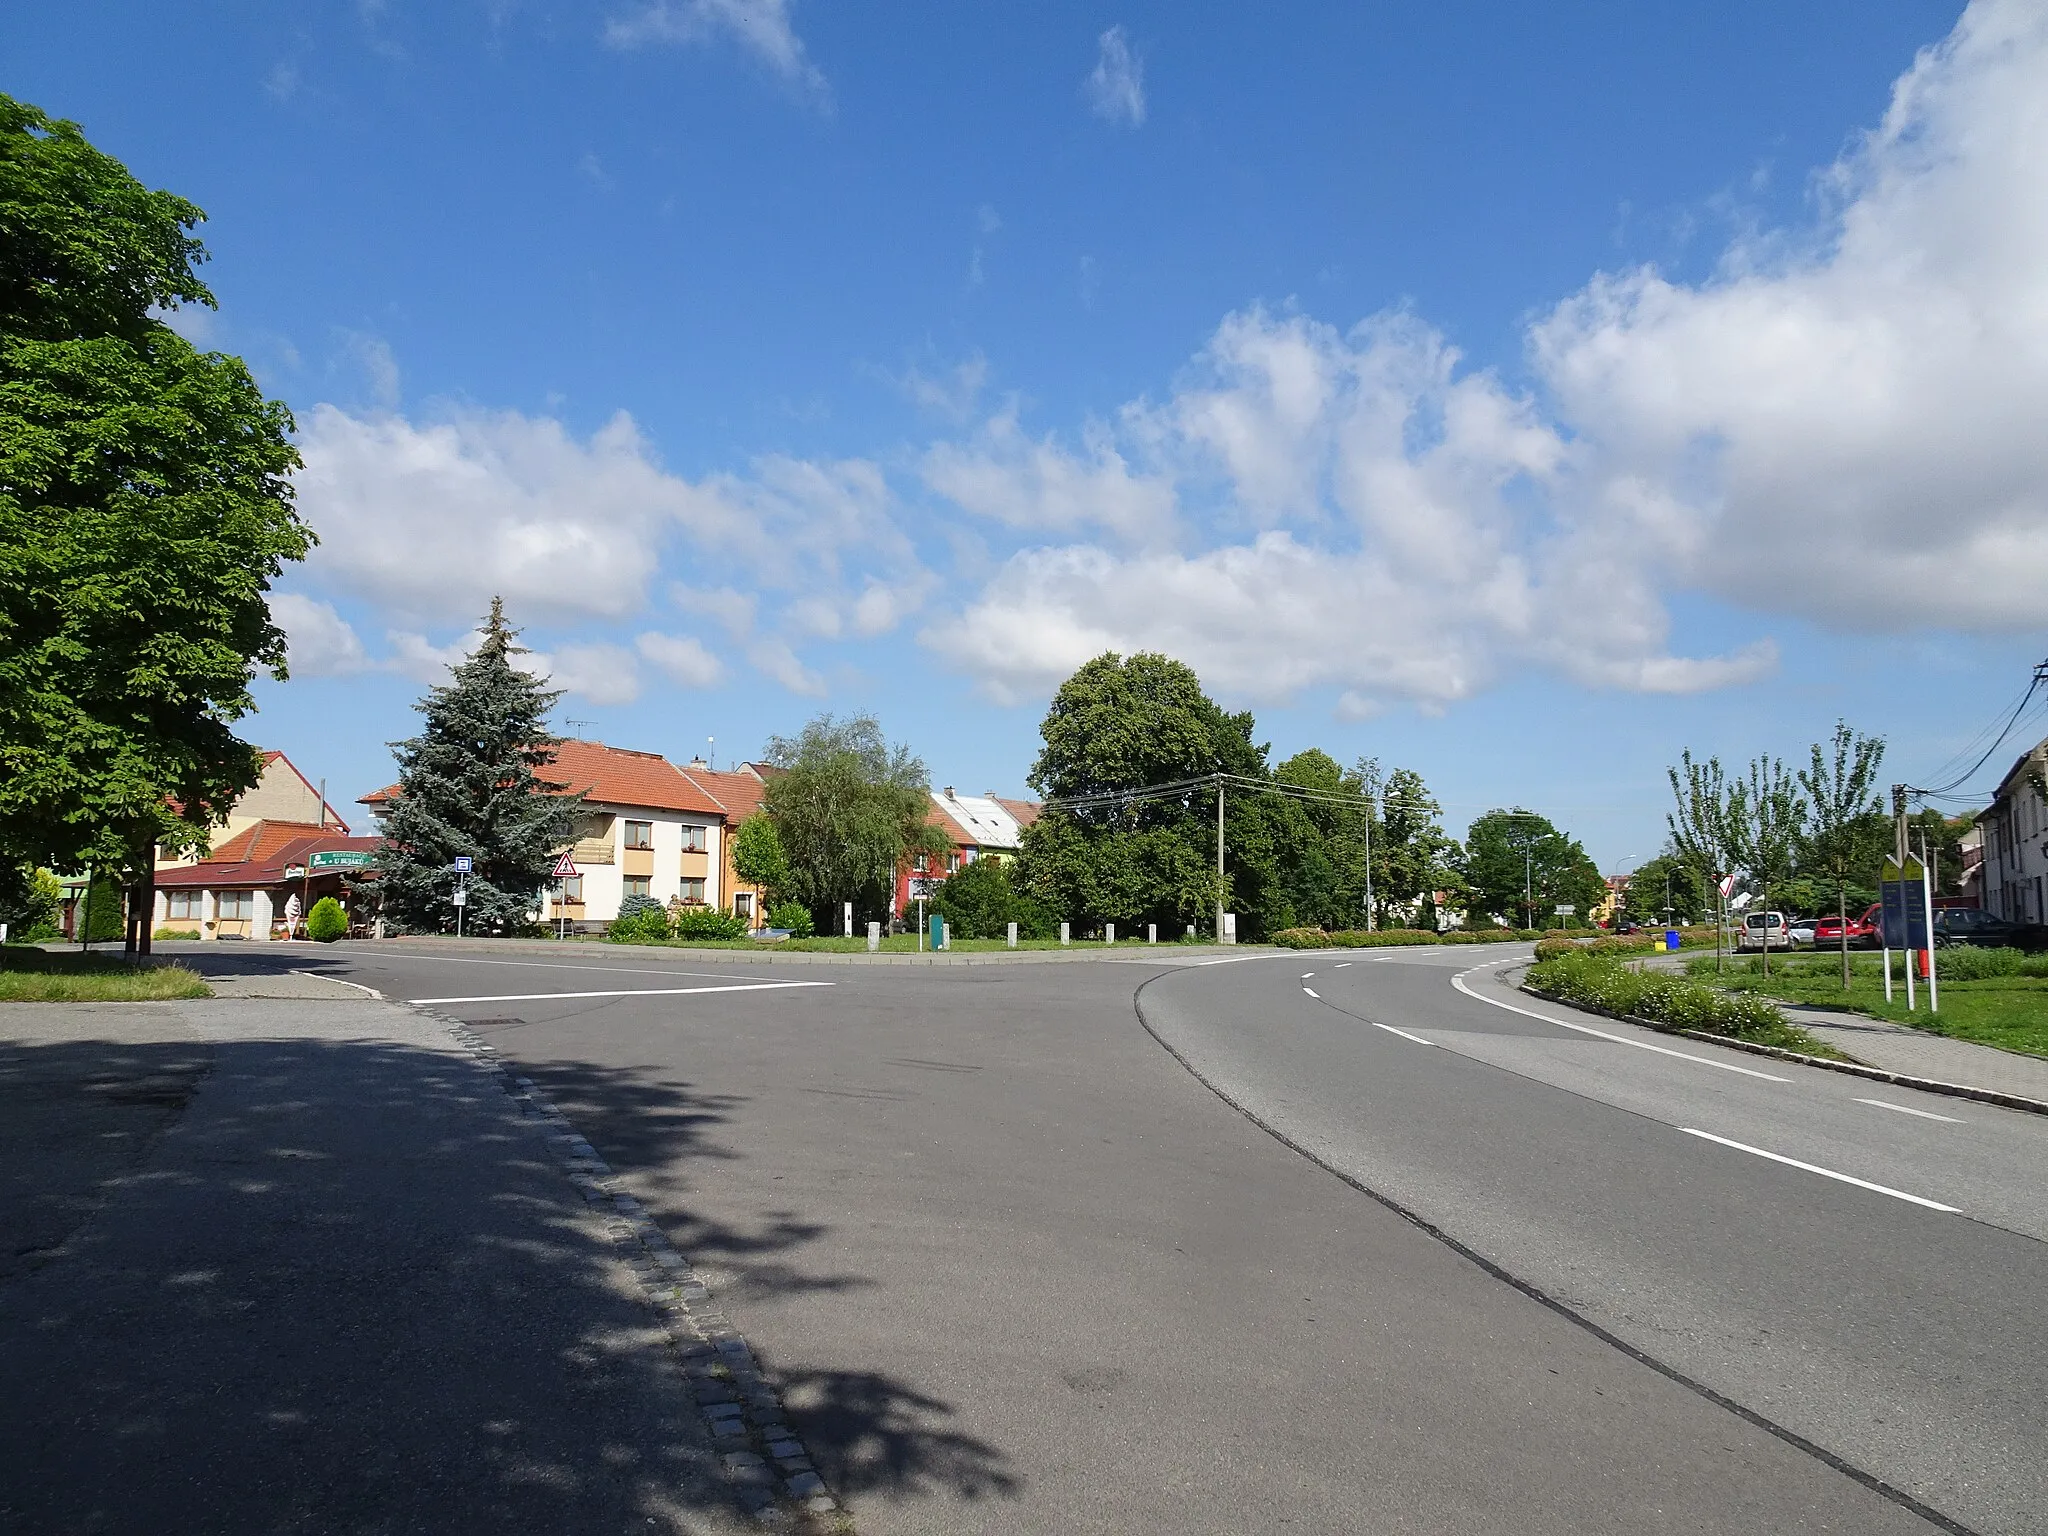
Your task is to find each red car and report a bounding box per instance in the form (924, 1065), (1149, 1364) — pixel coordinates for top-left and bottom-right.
(1814, 913), (1876, 949)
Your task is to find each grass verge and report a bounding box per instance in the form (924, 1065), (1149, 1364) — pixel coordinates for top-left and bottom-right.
(1685, 953), (2048, 1060)
(1527, 950), (1844, 1058)
(0, 947), (212, 1001)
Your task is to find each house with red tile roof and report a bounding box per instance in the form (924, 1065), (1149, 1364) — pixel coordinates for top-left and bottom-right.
(360, 740), (743, 929)
(896, 787), (1039, 916)
(676, 762), (778, 928)
(153, 823), (381, 940)
(155, 749), (350, 871)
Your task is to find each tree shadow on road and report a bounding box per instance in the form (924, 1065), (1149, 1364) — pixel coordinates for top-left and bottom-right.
(0, 1023), (1017, 1532)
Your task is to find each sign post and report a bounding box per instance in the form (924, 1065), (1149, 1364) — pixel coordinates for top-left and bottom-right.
(549, 852), (578, 940)
(453, 855), (472, 939)
(1879, 855), (1927, 1009)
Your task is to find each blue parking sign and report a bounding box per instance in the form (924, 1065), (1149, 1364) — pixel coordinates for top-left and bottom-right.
(453, 856), (472, 874)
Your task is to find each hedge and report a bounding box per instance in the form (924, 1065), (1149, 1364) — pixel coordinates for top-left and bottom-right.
(1524, 950), (1833, 1053)
(1271, 927), (1546, 949)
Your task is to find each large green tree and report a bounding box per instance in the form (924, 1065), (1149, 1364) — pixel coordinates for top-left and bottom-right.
(761, 713), (944, 927)
(0, 95), (312, 953)
(376, 601), (579, 935)
(1463, 809), (1604, 929)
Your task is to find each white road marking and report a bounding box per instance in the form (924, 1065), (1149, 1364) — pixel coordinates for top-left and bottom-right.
(413, 980), (834, 1005)
(1679, 1129), (1958, 1212)
(1301, 972), (1316, 979)
(295, 970), (383, 999)
(1855, 1097), (1964, 1124)
(1365, 1019), (1435, 1047)
(1450, 964), (1789, 1082)
(1302, 986), (1319, 998)
(1335, 962), (1353, 969)
(341, 949), (786, 983)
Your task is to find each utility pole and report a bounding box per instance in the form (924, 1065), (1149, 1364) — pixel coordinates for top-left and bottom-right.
(1362, 785), (1375, 931)
(1524, 850), (1533, 931)
(1215, 774), (1226, 941)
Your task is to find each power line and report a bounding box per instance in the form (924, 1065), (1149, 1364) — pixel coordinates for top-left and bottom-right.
(1909, 656), (2048, 801)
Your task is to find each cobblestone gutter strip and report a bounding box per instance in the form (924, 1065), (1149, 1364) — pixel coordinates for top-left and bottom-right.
(418, 1004), (848, 1530)
(1515, 973), (2048, 1119)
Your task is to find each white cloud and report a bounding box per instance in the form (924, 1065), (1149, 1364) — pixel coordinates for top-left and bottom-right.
(385, 627), (482, 684)
(296, 404), (673, 625)
(897, 350), (989, 420)
(605, 0), (828, 101)
(269, 593), (371, 677)
(335, 330), (400, 410)
(925, 1), (2048, 711)
(1529, 0), (2048, 633)
(536, 642), (642, 706)
(1085, 25), (1145, 127)
(636, 630), (725, 688)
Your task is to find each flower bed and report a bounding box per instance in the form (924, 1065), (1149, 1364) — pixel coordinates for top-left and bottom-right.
(1525, 949), (1838, 1055)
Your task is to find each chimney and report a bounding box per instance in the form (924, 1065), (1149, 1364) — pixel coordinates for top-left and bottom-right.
(944, 786), (956, 799)
(688, 757), (709, 770)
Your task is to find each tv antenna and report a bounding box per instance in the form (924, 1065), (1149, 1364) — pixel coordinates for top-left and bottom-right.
(563, 717), (595, 736)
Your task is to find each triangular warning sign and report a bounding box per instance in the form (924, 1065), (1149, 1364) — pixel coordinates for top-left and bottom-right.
(551, 852), (579, 879)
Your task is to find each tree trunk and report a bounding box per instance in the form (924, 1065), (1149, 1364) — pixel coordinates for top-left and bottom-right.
(1838, 880), (1850, 989)
(137, 860), (155, 957)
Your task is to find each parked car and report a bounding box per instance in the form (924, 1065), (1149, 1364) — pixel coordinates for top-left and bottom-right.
(1931, 907), (2024, 948)
(1736, 910), (1791, 951)
(1787, 917), (1818, 947)
(1813, 913), (1877, 949)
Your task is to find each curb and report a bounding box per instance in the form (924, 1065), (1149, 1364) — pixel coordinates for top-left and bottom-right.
(411, 1001), (847, 1531)
(330, 936), (1268, 968)
(1519, 980), (2048, 1119)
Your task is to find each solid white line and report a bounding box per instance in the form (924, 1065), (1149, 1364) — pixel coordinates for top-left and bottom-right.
(1679, 1128), (1958, 1212)
(294, 969), (383, 1000)
(1302, 986), (1319, 998)
(1366, 1019), (1435, 1047)
(342, 949), (790, 983)
(412, 980), (834, 1005)
(1855, 1097), (1964, 1124)
(1450, 964), (1789, 1082)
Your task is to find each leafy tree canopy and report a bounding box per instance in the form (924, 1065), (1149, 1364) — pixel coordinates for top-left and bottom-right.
(730, 812), (791, 904)
(1464, 808), (1605, 928)
(761, 713), (942, 923)
(376, 600), (579, 935)
(0, 94), (311, 886)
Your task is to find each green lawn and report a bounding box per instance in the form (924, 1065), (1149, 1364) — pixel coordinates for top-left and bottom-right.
(1686, 953), (2048, 1059)
(0, 947), (212, 1002)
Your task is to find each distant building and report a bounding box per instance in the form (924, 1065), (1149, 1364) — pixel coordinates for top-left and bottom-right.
(1977, 739), (2048, 923)
(153, 821), (380, 940)
(157, 749), (349, 868)
(896, 787), (1038, 915)
(677, 761), (774, 929)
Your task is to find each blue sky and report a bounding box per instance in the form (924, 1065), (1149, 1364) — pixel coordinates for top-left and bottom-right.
(14, 0), (2047, 864)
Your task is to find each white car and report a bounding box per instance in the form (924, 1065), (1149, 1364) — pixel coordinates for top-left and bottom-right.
(1736, 910), (1791, 951)
(1787, 917), (1817, 948)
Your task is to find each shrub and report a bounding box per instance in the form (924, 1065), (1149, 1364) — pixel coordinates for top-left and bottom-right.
(78, 874), (126, 942)
(1526, 950), (1824, 1051)
(673, 905), (747, 940)
(305, 897), (349, 943)
(152, 927), (201, 941)
(766, 900), (815, 937)
(607, 898), (672, 944)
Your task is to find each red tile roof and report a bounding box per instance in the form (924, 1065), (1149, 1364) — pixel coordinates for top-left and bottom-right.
(993, 796), (1041, 830)
(157, 825), (381, 889)
(680, 767), (768, 821)
(361, 740), (726, 818)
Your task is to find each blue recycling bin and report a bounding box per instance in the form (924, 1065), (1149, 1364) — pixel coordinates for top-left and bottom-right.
(1664, 929), (1680, 952)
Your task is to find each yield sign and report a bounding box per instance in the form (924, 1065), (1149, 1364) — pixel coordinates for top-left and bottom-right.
(551, 851), (579, 880)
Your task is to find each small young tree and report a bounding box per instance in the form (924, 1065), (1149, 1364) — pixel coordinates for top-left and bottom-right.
(1667, 752), (1746, 972)
(1739, 755), (1808, 977)
(730, 813), (791, 909)
(376, 599), (580, 935)
(1797, 722), (1886, 988)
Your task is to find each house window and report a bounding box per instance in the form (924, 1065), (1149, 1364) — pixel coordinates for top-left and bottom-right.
(624, 820), (654, 850)
(680, 823), (707, 853)
(946, 852), (962, 873)
(913, 853), (929, 873)
(217, 890), (253, 920)
(623, 875), (652, 898)
(166, 891), (202, 920)
(557, 876), (584, 903)
(734, 892), (754, 921)
(679, 879), (706, 905)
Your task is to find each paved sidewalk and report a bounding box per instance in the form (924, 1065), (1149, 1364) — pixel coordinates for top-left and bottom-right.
(1778, 1002), (2048, 1103)
(0, 996), (755, 1535)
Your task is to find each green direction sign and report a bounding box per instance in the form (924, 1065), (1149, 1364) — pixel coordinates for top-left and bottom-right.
(308, 850), (376, 871)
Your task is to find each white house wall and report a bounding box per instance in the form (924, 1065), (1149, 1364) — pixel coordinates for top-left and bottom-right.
(572, 802), (721, 922)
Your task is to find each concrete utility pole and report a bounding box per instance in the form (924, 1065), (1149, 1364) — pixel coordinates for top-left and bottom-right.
(1215, 774), (1225, 941)
(1362, 787), (1375, 931)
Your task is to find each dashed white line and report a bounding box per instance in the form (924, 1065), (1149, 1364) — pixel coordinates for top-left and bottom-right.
(1450, 963), (1789, 1082)
(1365, 1019), (1435, 1047)
(1301, 971), (1316, 978)
(1335, 962), (1353, 969)
(1302, 986), (1319, 999)
(413, 980), (833, 1005)
(1679, 1129), (1958, 1212)
(1855, 1097), (1964, 1124)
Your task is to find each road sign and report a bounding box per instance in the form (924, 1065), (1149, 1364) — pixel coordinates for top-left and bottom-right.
(1879, 856), (1928, 949)
(453, 856), (473, 874)
(1554, 903), (1576, 916)
(451, 889), (467, 907)
(284, 865), (307, 880)
(309, 849), (375, 871)
(550, 851), (579, 879)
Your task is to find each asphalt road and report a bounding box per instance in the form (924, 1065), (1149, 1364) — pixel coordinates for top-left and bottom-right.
(212, 935), (2043, 1535)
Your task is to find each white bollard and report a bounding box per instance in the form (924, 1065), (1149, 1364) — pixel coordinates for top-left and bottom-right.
(866, 920), (880, 952)
(1007, 921), (1017, 948)
(1148, 923), (1157, 944)
(1185, 923), (1195, 941)
(940, 920), (950, 950)
(844, 901), (853, 937)
(1060, 922), (1070, 946)
(1104, 922), (1115, 944)
(1221, 912), (1237, 945)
